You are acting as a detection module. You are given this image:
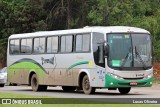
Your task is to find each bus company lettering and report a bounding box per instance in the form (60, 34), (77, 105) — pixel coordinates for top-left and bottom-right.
(136, 73), (144, 77)
(41, 57), (54, 65)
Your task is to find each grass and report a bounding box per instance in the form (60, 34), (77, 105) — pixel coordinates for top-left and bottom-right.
(0, 104), (159, 107)
(0, 92), (50, 98)
(153, 79), (160, 84)
(0, 92), (158, 107)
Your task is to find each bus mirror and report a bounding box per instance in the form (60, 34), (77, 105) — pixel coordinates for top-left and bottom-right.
(104, 44), (109, 57)
(98, 45), (104, 64)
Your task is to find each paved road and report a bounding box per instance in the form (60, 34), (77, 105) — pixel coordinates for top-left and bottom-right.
(0, 84), (160, 98)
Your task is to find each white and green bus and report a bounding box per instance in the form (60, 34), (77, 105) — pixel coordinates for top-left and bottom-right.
(7, 26), (153, 94)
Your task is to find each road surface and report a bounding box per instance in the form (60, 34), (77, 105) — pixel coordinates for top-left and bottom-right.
(0, 84), (160, 98)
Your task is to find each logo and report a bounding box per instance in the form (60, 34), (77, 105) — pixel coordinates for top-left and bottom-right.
(2, 99), (11, 104)
(1, 99), (42, 104)
(136, 73), (144, 77)
(41, 57), (55, 65)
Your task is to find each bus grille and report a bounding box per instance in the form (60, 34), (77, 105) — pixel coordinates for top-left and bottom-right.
(123, 77), (144, 80)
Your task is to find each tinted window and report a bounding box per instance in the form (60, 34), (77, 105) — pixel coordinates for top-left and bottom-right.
(47, 36), (58, 53)
(21, 39), (32, 54)
(60, 35), (73, 52)
(10, 39), (20, 54)
(76, 34), (90, 52)
(34, 37), (45, 53)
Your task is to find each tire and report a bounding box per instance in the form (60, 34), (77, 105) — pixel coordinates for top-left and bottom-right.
(0, 84), (4, 87)
(118, 87), (131, 94)
(82, 75), (95, 94)
(31, 74), (47, 91)
(62, 86), (76, 92)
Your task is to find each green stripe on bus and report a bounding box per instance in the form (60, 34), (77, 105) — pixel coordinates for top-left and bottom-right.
(8, 62), (47, 84)
(67, 61), (89, 71)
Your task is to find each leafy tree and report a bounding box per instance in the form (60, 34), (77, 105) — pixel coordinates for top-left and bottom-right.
(1, 0), (160, 66)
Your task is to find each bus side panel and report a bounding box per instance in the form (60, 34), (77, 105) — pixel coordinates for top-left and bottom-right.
(8, 62), (29, 84)
(43, 68), (54, 85)
(7, 56), (47, 85)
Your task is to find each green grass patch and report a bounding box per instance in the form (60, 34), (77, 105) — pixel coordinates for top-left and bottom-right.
(0, 92), (50, 98)
(153, 79), (160, 84)
(0, 92), (102, 104)
(0, 104), (158, 107)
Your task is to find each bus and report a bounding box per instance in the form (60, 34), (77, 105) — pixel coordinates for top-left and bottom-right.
(7, 26), (153, 94)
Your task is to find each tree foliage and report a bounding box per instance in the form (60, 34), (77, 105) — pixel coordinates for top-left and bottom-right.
(1, 0), (160, 66)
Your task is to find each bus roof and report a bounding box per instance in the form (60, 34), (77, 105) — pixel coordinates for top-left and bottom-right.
(9, 26), (150, 39)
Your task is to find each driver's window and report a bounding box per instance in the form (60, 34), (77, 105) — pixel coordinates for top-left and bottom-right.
(93, 32), (105, 68)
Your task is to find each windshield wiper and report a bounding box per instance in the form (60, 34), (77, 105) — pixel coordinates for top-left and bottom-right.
(135, 46), (147, 70)
(120, 47), (131, 70)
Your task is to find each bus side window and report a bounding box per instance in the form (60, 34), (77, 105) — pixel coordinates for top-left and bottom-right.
(61, 36), (66, 52)
(21, 39), (32, 54)
(10, 40), (15, 54)
(66, 36), (73, 52)
(76, 34), (90, 52)
(10, 39), (20, 54)
(34, 37), (45, 54)
(47, 36), (58, 53)
(83, 34), (90, 51)
(60, 35), (73, 53)
(26, 39), (32, 53)
(75, 35), (83, 52)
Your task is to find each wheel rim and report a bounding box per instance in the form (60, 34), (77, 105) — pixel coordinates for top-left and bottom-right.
(84, 78), (90, 90)
(32, 77), (37, 87)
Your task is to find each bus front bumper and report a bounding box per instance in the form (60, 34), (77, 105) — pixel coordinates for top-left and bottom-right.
(104, 74), (153, 88)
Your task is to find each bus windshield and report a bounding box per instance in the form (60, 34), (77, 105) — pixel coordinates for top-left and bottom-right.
(107, 33), (152, 70)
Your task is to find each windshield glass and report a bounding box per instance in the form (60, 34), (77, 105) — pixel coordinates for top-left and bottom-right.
(132, 34), (152, 67)
(107, 33), (152, 70)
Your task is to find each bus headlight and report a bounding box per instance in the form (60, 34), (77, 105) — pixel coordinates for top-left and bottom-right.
(0, 75), (5, 79)
(107, 73), (123, 80)
(144, 73), (153, 79)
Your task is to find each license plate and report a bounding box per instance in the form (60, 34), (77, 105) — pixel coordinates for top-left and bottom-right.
(130, 82), (137, 86)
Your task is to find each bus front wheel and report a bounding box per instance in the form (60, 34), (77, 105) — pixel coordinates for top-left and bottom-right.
(31, 74), (47, 91)
(118, 87), (131, 94)
(82, 75), (95, 94)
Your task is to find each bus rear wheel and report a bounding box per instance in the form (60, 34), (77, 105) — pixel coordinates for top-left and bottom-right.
(62, 86), (76, 92)
(82, 75), (95, 94)
(118, 87), (131, 94)
(31, 74), (47, 91)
